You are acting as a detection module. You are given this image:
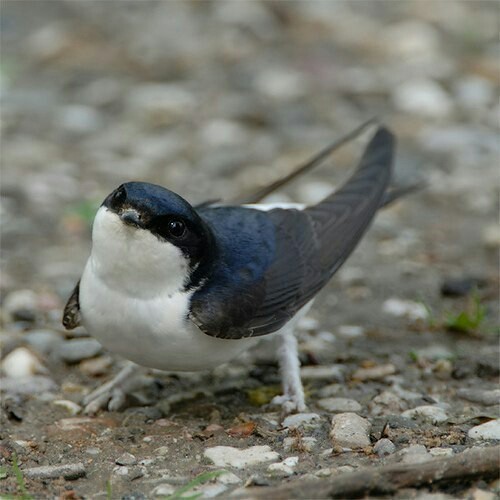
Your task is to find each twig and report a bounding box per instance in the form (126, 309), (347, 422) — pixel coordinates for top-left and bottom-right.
(235, 445), (500, 499)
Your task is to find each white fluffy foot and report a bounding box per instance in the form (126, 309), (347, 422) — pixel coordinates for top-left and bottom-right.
(83, 363), (158, 414)
(273, 329), (306, 414)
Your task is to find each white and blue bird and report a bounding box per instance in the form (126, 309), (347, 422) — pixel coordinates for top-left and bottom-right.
(63, 125), (412, 415)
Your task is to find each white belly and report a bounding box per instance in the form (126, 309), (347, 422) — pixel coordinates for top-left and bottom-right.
(79, 260), (257, 371)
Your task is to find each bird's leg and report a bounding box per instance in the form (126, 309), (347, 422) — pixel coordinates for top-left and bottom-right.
(82, 362), (159, 414)
(272, 328), (306, 413)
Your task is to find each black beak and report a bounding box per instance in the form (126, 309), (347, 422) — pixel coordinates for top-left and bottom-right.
(120, 209), (143, 228)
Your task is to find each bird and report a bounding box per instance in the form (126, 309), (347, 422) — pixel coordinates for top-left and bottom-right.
(63, 123), (413, 415)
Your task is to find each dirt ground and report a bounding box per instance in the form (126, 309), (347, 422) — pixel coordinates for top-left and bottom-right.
(1, 1), (499, 499)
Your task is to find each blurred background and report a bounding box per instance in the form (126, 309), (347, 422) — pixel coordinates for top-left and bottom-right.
(0, 2), (499, 497)
(1, 0), (498, 300)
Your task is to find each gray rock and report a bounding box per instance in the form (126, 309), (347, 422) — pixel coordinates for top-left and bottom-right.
(330, 413), (371, 449)
(468, 419), (500, 441)
(282, 413), (322, 429)
(57, 338), (103, 363)
(24, 330), (62, 355)
(318, 397), (362, 413)
(457, 388), (500, 406)
(204, 445), (280, 469)
(1, 375), (57, 395)
(352, 363), (396, 381)
(402, 405), (448, 424)
(116, 452), (138, 466)
(3, 289), (38, 322)
(373, 438), (396, 457)
(23, 463), (86, 480)
(394, 444), (431, 464)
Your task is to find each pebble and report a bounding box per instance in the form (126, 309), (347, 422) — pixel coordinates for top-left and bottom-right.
(468, 419), (500, 441)
(300, 365), (345, 382)
(414, 345), (453, 361)
(57, 339), (103, 363)
(79, 355), (113, 376)
(23, 463), (86, 480)
(204, 445), (280, 469)
(3, 289), (38, 322)
(58, 105), (101, 134)
(440, 277), (486, 298)
(151, 484), (176, 496)
(394, 444), (431, 464)
(24, 329), (61, 355)
(482, 225), (500, 248)
(352, 363), (396, 381)
(373, 438), (396, 457)
(457, 388), (500, 406)
(330, 413), (371, 449)
(469, 488), (496, 500)
(453, 76), (495, 109)
(317, 383), (342, 398)
(254, 68), (308, 101)
(267, 456), (298, 477)
(370, 391), (406, 415)
(392, 79), (453, 118)
(217, 472), (242, 485)
(382, 298), (428, 321)
(1, 375), (57, 395)
(402, 405), (449, 424)
(52, 400), (82, 416)
(116, 452), (138, 466)
(1, 347), (46, 377)
(282, 413), (322, 429)
(337, 325), (365, 338)
(318, 397), (362, 413)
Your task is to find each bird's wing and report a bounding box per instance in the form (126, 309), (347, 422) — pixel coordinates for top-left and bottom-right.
(62, 281), (81, 329)
(190, 127), (395, 339)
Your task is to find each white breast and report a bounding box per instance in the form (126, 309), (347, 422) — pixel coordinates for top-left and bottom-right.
(79, 207), (257, 371)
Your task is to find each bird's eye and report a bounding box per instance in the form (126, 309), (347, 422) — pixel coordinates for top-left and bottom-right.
(111, 186), (126, 207)
(168, 219), (186, 238)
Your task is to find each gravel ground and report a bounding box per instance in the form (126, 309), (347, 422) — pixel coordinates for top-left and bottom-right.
(1, 1), (499, 499)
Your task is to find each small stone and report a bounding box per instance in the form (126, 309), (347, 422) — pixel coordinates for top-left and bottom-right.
(23, 463), (86, 480)
(204, 446), (280, 469)
(394, 444), (430, 464)
(300, 365), (345, 382)
(151, 484), (176, 497)
(352, 363), (396, 381)
(330, 413), (371, 449)
(317, 384), (342, 398)
(116, 452), (138, 466)
(457, 388), (500, 406)
(383, 298), (428, 321)
(52, 400), (81, 416)
(402, 405), (448, 424)
(217, 472), (242, 485)
(370, 391), (405, 415)
(482, 225), (500, 248)
(453, 76), (496, 109)
(469, 488), (496, 500)
(318, 397), (362, 413)
(297, 316), (319, 332)
(0, 375), (57, 395)
(254, 68), (307, 101)
(85, 447), (100, 456)
(440, 277), (487, 297)
(58, 105), (101, 134)
(24, 330), (62, 355)
(282, 413), (322, 429)
(392, 79), (453, 118)
(2, 347), (46, 377)
(414, 345), (453, 361)
(79, 356), (113, 376)
(337, 325), (365, 338)
(57, 339), (103, 363)
(3, 290), (38, 322)
(373, 438), (396, 457)
(468, 419), (500, 441)
(267, 456), (298, 477)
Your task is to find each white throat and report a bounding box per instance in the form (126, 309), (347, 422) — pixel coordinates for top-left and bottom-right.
(89, 206), (190, 298)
